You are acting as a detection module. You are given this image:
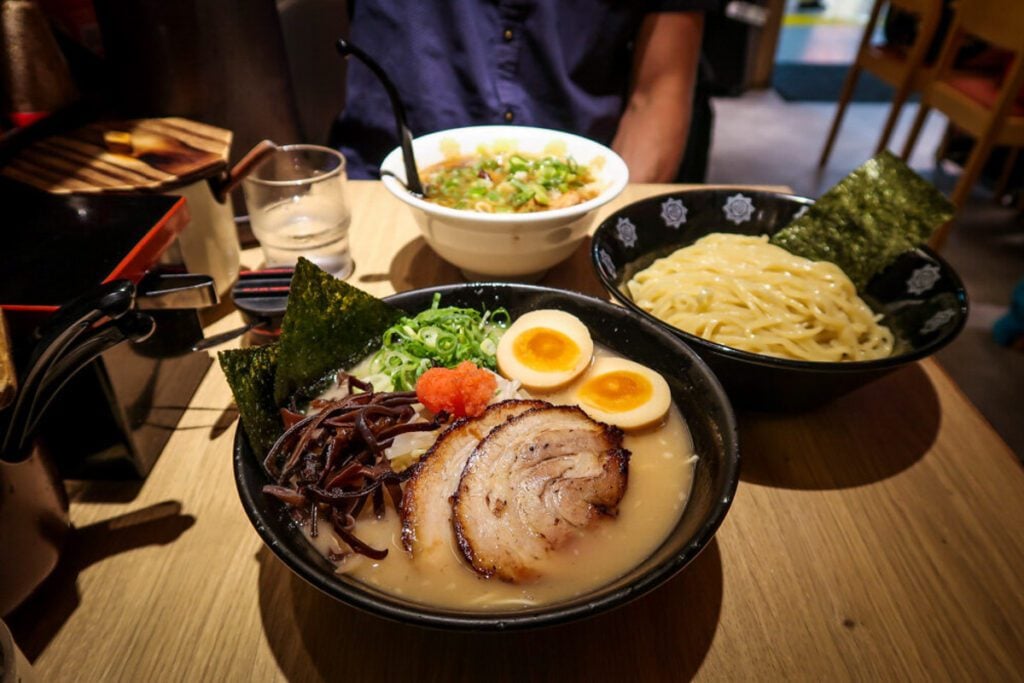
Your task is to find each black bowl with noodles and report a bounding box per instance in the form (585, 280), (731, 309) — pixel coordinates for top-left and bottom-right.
(591, 188), (969, 411)
(234, 283), (740, 631)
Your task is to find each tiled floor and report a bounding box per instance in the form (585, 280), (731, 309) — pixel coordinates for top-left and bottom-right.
(707, 89), (1024, 457)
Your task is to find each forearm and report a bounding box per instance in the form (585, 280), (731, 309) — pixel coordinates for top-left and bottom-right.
(612, 13), (704, 183)
(613, 85), (693, 183)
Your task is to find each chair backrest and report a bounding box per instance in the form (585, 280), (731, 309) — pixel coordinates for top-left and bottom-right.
(863, 0), (944, 50)
(869, 0), (945, 68)
(954, 0), (1024, 52)
(926, 0), (1024, 130)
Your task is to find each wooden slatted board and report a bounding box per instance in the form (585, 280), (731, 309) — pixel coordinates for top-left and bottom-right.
(1, 117), (232, 193)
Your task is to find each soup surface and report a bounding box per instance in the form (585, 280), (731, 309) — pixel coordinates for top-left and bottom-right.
(304, 347), (696, 610)
(419, 144), (601, 213)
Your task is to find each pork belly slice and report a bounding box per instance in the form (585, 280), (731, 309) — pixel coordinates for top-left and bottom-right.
(453, 405), (629, 582)
(400, 399), (548, 563)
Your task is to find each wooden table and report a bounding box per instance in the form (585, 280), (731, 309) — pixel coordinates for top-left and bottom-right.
(10, 182), (1024, 681)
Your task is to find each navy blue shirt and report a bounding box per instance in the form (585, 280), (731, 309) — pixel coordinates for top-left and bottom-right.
(335, 0), (718, 178)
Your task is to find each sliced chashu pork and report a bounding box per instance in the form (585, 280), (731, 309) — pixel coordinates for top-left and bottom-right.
(400, 399), (548, 564)
(453, 405), (629, 582)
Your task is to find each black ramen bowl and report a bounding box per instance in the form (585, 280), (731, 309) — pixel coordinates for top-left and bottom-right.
(591, 189), (969, 411)
(234, 283), (739, 630)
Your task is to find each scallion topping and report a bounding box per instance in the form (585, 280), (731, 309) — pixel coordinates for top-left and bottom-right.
(367, 294), (509, 391)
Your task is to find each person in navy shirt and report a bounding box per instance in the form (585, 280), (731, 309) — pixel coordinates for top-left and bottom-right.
(332, 0), (717, 182)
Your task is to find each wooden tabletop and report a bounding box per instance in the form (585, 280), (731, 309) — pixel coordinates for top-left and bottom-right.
(10, 182), (1024, 681)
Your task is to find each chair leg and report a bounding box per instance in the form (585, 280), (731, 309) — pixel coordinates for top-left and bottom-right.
(818, 64), (863, 168)
(875, 82), (912, 155)
(901, 103), (932, 161)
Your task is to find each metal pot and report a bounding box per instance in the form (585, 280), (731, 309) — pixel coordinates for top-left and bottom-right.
(0, 441), (68, 617)
(0, 615), (36, 682)
(161, 139), (278, 296)
(0, 311), (62, 618)
(0, 274), (219, 614)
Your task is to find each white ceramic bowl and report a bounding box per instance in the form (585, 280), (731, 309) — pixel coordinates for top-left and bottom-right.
(380, 125), (629, 280)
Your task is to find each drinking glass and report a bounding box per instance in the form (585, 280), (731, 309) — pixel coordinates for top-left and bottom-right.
(242, 144), (353, 278)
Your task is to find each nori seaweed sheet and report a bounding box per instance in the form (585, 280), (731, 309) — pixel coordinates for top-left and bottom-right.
(219, 260), (406, 457)
(218, 343), (281, 457)
(770, 151), (954, 289)
(272, 258), (403, 405)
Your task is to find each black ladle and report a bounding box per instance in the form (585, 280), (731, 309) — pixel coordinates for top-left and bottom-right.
(336, 38), (424, 196)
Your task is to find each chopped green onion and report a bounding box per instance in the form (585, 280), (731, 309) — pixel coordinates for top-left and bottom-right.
(420, 150), (595, 213)
(366, 293), (509, 391)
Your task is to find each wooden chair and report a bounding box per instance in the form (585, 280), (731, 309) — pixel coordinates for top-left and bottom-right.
(818, 0), (945, 168)
(901, 0), (1024, 249)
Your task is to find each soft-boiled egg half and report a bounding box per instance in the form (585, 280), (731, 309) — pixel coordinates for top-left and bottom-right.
(573, 357), (671, 431)
(496, 310), (594, 391)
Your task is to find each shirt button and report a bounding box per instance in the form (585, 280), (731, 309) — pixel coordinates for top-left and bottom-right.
(503, 110), (514, 122)
(503, 28), (513, 41)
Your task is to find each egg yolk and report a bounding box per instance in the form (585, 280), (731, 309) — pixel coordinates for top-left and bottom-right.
(513, 328), (580, 372)
(578, 370), (652, 412)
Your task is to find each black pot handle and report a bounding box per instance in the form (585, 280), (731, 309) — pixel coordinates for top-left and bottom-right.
(210, 139), (279, 203)
(1, 280), (136, 459)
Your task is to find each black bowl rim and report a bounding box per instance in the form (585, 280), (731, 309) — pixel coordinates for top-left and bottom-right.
(590, 188), (970, 374)
(232, 281), (740, 631)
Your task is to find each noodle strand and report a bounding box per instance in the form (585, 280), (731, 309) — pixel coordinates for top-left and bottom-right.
(626, 234), (893, 362)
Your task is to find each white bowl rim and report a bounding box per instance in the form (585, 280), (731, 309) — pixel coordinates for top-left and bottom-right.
(379, 124), (629, 223)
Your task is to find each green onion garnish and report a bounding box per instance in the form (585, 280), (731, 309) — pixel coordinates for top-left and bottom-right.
(367, 294), (509, 391)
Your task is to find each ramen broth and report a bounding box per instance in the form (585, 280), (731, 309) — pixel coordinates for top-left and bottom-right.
(304, 348), (696, 610)
(418, 147), (600, 213)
